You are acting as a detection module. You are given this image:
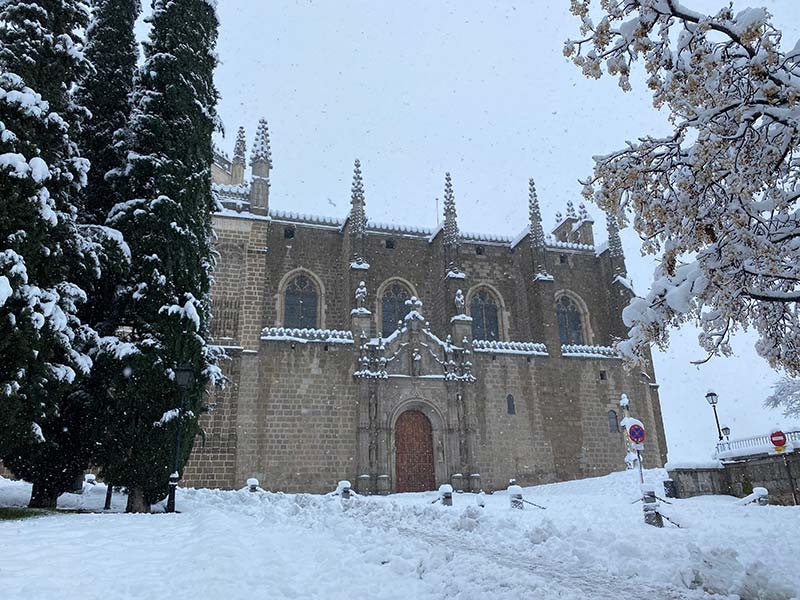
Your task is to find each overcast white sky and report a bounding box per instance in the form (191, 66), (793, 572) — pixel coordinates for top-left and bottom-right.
(191, 0), (799, 461)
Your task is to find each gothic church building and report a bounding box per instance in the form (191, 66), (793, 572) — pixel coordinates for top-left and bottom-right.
(183, 120), (668, 494)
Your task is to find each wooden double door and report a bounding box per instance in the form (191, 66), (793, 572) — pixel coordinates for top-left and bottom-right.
(395, 410), (435, 492)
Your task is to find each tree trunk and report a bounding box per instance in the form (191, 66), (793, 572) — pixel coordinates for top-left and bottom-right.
(29, 482), (59, 509)
(125, 486), (150, 513)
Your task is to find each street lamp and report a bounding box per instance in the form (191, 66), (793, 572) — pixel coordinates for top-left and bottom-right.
(166, 363), (194, 513)
(705, 390), (723, 441)
(721, 425), (731, 440)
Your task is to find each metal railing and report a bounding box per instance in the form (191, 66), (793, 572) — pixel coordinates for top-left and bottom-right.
(715, 430), (800, 457)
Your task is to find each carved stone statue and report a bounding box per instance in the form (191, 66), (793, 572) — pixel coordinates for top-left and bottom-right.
(411, 349), (422, 376)
(355, 280), (367, 308)
(455, 289), (465, 314)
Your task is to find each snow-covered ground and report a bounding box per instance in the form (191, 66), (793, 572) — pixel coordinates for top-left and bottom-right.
(1, 469), (798, 600)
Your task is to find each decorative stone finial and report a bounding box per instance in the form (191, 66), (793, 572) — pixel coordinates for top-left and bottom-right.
(528, 179), (546, 250)
(233, 126), (246, 163)
(350, 159), (366, 235)
(528, 178), (549, 279)
(566, 199), (577, 220)
(251, 118), (272, 167)
(578, 202), (589, 221)
(443, 172), (459, 247)
(555, 211), (563, 223)
(606, 210), (627, 276)
(350, 159), (367, 263)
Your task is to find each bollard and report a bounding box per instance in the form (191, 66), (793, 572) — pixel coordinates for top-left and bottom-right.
(476, 491), (486, 508)
(754, 487), (769, 506)
(336, 480), (352, 499)
(69, 472), (85, 494)
(663, 479), (677, 499)
(247, 478), (260, 493)
(439, 484), (453, 506)
(641, 485), (663, 528)
(508, 484), (524, 510)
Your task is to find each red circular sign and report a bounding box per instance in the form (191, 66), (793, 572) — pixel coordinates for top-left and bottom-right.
(770, 431), (787, 447)
(629, 424), (646, 444)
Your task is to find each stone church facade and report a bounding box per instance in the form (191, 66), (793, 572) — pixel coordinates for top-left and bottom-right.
(182, 120), (668, 494)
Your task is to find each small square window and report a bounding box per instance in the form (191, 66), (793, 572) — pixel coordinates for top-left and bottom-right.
(476, 245), (485, 256)
(559, 254), (567, 264)
(599, 370), (607, 381)
(284, 227), (295, 239)
(385, 239), (395, 249)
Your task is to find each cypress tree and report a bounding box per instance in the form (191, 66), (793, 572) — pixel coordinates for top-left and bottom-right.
(0, 1), (100, 507)
(79, 0), (141, 223)
(101, 0), (222, 512)
(75, 0), (141, 494)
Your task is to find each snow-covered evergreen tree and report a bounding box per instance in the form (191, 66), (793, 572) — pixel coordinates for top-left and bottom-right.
(99, 0), (222, 512)
(78, 0), (141, 223)
(566, 2), (800, 375)
(0, 0), (101, 507)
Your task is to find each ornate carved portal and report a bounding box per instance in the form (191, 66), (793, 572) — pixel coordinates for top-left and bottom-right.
(395, 410), (436, 492)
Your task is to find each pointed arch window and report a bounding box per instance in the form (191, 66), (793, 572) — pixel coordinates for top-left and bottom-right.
(471, 289), (500, 341)
(381, 282), (411, 333)
(506, 394), (516, 415)
(608, 410), (620, 433)
(556, 296), (584, 345)
(284, 274), (318, 329)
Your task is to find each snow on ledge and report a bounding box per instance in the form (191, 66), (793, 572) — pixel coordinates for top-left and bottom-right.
(547, 239), (594, 252)
(664, 460), (724, 471)
(561, 344), (619, 359)
(472, 340), (548, 356)
(614, 275), (635, 293)
(261, 327), (354, 344)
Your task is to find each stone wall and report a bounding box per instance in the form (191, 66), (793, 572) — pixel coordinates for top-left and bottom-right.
(669, 467), (730, 497)
(242, 341), (358, 493)
(471, 351), (665, 490)
(669, 452), (800, 505)
(181, 205), (670, 494)
(182, 349), (242, 489)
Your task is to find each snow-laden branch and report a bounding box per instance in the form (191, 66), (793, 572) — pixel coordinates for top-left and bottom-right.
(567, 0), (800, 374)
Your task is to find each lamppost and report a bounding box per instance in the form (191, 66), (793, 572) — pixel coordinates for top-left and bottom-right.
(721, 425), (731, 441)
(705, 390), (723, 441)
(166, 363), (194, 513)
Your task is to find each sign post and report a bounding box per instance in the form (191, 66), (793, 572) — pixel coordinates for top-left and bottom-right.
(771, 430), (798, 506)
(628, 423), (646, 485)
